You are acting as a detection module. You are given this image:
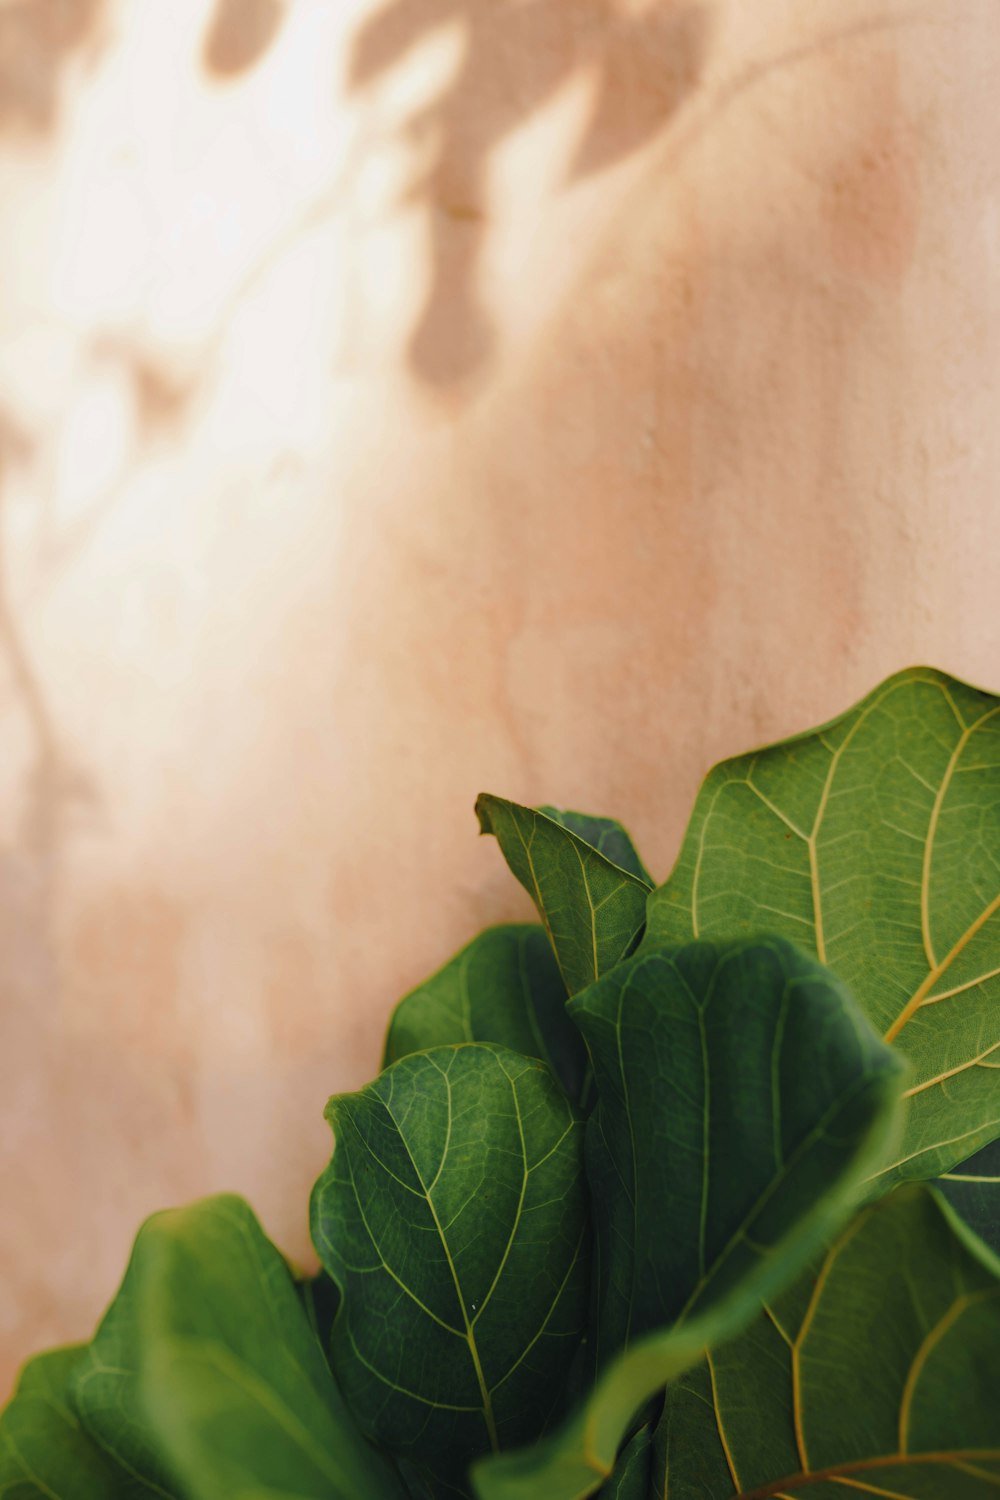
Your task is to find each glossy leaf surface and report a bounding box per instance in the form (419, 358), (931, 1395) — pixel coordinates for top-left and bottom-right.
(475, 796), (651, 995)
(571, 936), (905, 1369)
(0, 1347), (135, 1499)
(132, 1195), (405, 1500)
(646, 666), (1000, 1184)
(383, 924), (587, 1103)
(311, 1044), (589, 1491)
(652, 1186), (1000, 1497)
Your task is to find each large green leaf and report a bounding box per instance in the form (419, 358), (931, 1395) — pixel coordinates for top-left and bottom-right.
(310, 1043), (589, 1493)
(382, 924), (587, 1103)
(70, 1268), (182, 1498)
(475, 796), (651, 995)
(646, 666), (1000, 1184)
(474, 938), (905, 1500)
(941, 1137), (1000, 1254)
(0, 1346), (137, 1499)
(651, 1186), (1000, 1497)
(130, 1195), (405, 1500)
(571, 937), (905, 1370)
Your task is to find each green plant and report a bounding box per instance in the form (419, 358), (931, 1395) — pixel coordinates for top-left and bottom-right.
(3, 665), (1000, 1499)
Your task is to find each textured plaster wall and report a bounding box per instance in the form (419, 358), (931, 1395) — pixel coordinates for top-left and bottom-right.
(1, 0), (999, 1394)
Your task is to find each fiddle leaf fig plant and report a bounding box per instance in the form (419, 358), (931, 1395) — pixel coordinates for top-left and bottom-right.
(3, 665), (1000, 1500)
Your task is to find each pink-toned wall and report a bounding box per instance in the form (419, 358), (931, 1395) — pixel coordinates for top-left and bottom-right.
(1, 0), (998, 1396)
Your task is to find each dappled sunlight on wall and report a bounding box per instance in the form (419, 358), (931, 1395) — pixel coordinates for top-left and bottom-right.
(2, 0), (1000, 1397)
(343, 0), (709, 385)
(0, 0), (714, 1390)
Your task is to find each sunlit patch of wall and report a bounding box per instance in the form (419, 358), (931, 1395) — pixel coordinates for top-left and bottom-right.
(0, 0), (415, 1389)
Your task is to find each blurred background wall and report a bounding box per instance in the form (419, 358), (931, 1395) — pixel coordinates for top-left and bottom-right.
(1, 0), (998, 1394)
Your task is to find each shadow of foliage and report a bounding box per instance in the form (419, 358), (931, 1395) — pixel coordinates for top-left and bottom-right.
(202, 0), (289, 80)
(349, 0), (710, 389)
(0, 418), (97, 1007)
(0, 0), (106, 138)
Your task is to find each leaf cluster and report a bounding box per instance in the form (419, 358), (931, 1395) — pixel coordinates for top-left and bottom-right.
(3, 666), (1000, 1498)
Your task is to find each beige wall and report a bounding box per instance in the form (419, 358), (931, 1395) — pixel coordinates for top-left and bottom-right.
(1, 0), (999, 1395)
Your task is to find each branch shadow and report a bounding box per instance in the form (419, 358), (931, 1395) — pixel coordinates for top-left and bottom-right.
(0, 416), (95, 1019)
(348, 0), (711, 391)
(0, 0), (107, 140)
(0, 330), (201, 1015)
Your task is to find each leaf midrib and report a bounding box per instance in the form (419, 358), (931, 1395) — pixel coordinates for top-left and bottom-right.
(379, 1079), (501, 1453)
(694, 678), (1000, 1074)
(887, 889), (1000, 1044)
(817, 688), (1000, 1045)
(897, 1290), (997, 1452)
(731, 1446), (1000, 1500)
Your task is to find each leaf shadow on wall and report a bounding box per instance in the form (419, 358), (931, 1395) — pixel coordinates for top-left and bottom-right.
(0, 338), (198, 1028)
(326, 4), (940, 957)
(0, 334), (205, 1399)
(0, 433), (95, 1037)
(0, 0), (107, 138)
(201, 0), (289, 79)
(0, 418), (64, 1014)
(347, 0), (711, 392)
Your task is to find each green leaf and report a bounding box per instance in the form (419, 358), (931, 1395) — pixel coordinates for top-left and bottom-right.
(471, 1302), (746, 1500)
(652, 1358), (735, 1497)
(941, 1137), (1000, 1254)
(475, 796), (651, 995)
(70, 1266), (182, 1498)
(594, 1424), (653, 1499)
(571, 936), (905, 1370)
(382, 925), (587, 1104)
(296, 1267), (340, 1349)
(130, 1194), (406, 1500)
(0, 1346), (136, 1498)
(537, 808), (653, 886)
(394, 1457), (474, 1500)
(473, 937), (905, 1500)
(645, 665), (1000, 1185)
(651, 1186), (1000, 1497)
(310, 1043), (590, 1492)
